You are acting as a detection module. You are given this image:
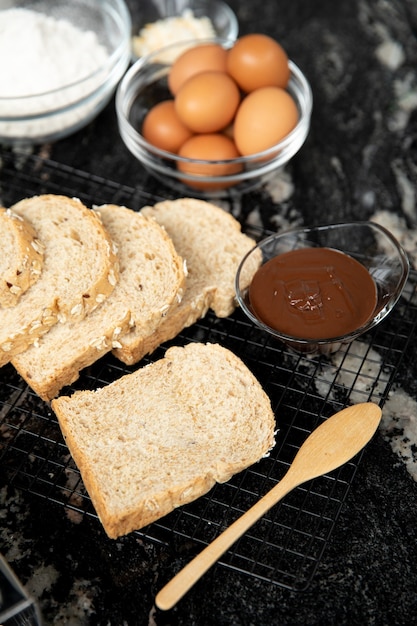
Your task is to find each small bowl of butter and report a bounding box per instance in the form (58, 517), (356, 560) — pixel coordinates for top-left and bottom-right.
(235, 222), (409, 356)
(131, 0), (239, 62)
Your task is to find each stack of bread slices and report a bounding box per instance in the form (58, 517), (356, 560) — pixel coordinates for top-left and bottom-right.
(0, 195), (121, 366)
(3, 193), (263, 400)
(2, 193), (276, 538)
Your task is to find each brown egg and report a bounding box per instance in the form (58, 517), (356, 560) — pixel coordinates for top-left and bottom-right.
(177, 133), (243, 190)
(142, 100), (193, 153)
(234, 87), (299, 156)
(227, 33), (290, 92)
(168, 43), (228, 96)
(175, 71), (240, 134)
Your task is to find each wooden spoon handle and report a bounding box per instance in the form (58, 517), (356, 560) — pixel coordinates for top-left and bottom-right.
(155, 402), (381, 611)
(156, 474), (295, 611)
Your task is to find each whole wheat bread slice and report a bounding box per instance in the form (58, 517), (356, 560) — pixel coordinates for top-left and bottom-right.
(0, 195), (119, 367)
(51, 342), (276, 539)
(0, 207), (44, 307)
(12, 204), (186, 401)
(113, 198), (261, 365)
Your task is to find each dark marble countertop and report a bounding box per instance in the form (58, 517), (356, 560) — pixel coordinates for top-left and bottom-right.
(1, 1), (417, 624)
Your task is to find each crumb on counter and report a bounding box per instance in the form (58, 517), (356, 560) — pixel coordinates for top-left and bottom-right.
(132, 9), (216, 62)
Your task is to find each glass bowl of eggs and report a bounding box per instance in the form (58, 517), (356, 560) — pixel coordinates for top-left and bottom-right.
(235, 222), (409, 356)
(116, 34), (312, 197)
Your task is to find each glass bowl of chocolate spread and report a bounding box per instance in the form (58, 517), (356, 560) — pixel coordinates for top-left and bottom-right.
(235, 222), (409, 356)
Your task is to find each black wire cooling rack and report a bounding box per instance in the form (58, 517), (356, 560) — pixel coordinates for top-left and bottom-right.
(1, 149), (417, 591)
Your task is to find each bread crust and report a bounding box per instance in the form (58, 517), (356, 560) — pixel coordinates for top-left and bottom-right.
(12, 204), (186, 400)
(52, 342), (276, 539)
(0, 207), (44, 307)
(113, 198), (261, 365)
(0, 195), (119, 366)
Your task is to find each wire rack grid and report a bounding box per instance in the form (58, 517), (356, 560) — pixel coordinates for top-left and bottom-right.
(1, 149), (416, 591)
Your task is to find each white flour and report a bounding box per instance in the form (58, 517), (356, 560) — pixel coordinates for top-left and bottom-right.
(0, 8), (110, 140)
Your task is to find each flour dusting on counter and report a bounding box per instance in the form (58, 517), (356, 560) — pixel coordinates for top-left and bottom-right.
(315, 342), (388, 405)
(265, 170), (295, 204)
(314, 340), (417, 483)
(379, 388), (417, 482)
(371, 210), (417, 264)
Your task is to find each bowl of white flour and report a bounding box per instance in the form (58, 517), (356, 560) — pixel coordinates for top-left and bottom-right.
(0, 0), (132, 144)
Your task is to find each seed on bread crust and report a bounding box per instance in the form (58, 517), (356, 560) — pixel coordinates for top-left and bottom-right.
(31, 238), (45, 255)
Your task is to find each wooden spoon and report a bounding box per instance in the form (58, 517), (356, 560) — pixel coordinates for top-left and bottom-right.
(155, 402), (382, 611)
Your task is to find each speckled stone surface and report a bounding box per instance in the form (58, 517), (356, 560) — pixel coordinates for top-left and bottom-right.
(1, 1), (417, 625)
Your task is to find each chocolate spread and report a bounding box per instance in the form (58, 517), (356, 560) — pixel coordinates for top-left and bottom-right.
(248, 247), (377, 339)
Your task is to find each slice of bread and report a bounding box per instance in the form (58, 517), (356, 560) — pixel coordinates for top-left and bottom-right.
(51, 342), (276, 539)
(0, 207), (44, 307)
(113, 197), (261, 365)
(0, 195), (119, 367)
(12, 204), (186, 401)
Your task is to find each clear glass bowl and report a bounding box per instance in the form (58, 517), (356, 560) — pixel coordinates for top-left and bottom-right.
(235, 222), (410, 356)
(131, 0), (239, 60)
(0, 0), (132, 145)
(116, 38), (313, 198)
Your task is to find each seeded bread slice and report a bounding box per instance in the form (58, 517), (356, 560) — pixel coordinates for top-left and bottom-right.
(0, 195), (119, 367)
(12, 204), (186, 401)
(0, 207), (44, 307)
(51, 342), (276, 539)
(113, 197), (261, 365)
